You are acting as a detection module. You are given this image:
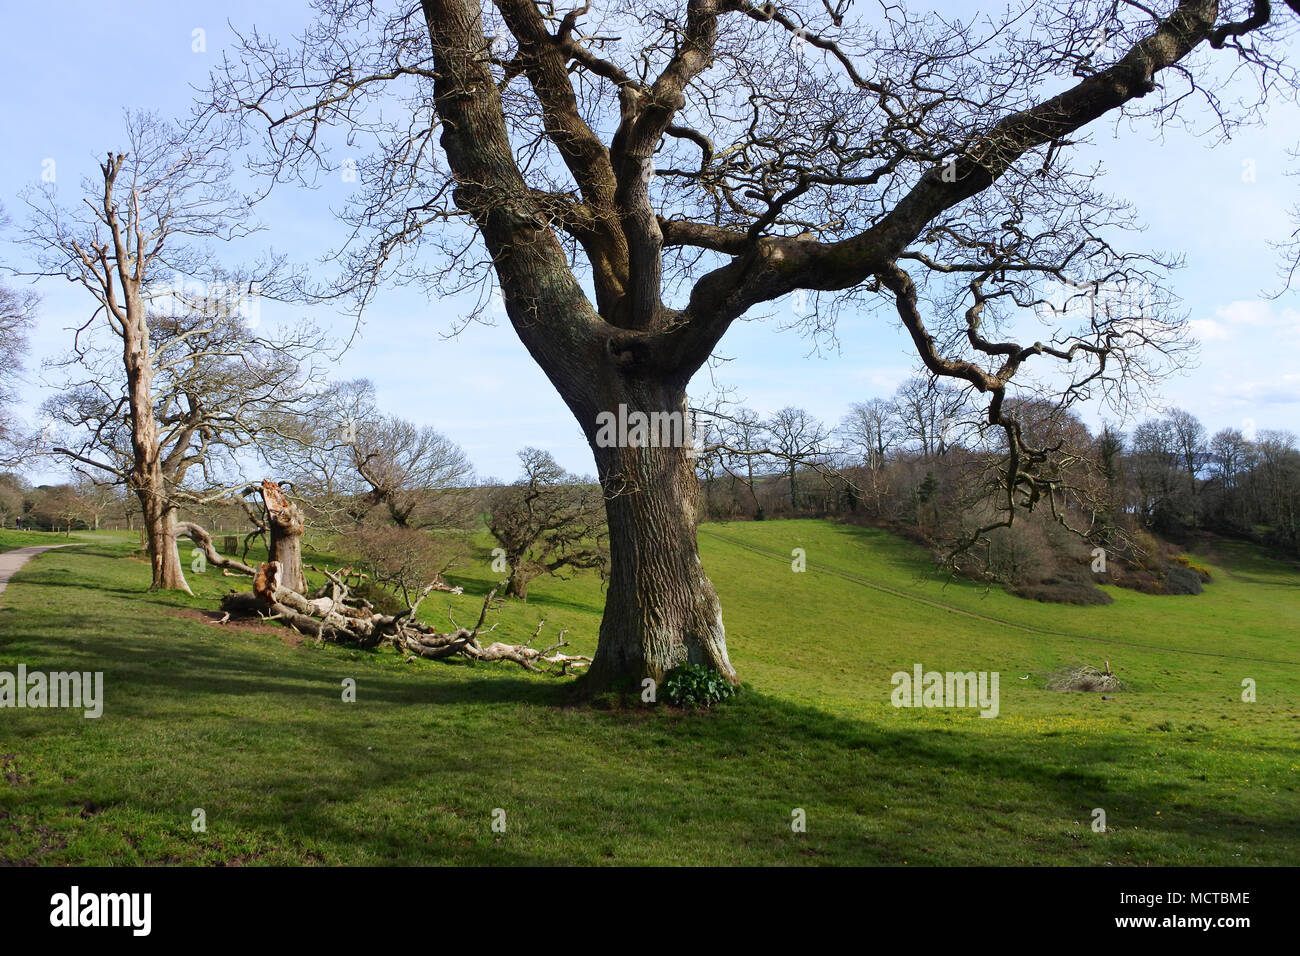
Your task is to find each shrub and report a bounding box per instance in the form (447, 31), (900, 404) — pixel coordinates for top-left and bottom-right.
(1163, 565), (1204, 595)
(1172, 555), (1213, 582)
(1127, 529), (1166, 572)
(1012, 580), (1114, 605)
(661, 664), (736, 708)
(344, 524), (467, 603)
(348, 580), (406, 616)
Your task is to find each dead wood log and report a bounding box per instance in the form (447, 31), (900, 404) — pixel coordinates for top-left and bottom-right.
(253, 560), (283, 607)
(219, 569), (590, 673)
(220, 591), (265, 615)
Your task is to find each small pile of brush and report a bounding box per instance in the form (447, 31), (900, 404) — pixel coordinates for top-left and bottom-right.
(1047, 659), (1125, 692)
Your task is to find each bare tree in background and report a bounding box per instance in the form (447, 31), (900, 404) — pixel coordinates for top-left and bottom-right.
(688, 399), (771, 517)
(488, 447), (608, 599)
(893, 376), (973, 458)
(1252, 430), (1300, 550)
(349, 415), (473, 527)
(1207, 426), (1252, 526)
(1168, 407), (1208, 519)
(0, 474), (24, 528)
(839, 397), (899, 513)
(69, 474), (120, 532)
(23, 111), (319, 592)
(268, 377), (473, 530)
(766, 406), (833, 510)
(1131, 417), (1181, 527)
(206, 0), (1300, 687)
(841, 399), (898, 472)
(0, 205), (40, 468)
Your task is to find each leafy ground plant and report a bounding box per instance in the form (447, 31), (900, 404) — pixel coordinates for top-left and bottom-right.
(662, 663), (737, 708)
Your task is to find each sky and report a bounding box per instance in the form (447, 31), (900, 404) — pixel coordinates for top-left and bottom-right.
(2, 0), (1298, 486)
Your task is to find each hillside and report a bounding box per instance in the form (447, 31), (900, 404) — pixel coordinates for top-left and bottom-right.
(0, 521), (1296, 865)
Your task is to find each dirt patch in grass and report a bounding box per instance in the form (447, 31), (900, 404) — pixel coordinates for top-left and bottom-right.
(1, 754), (30, 786)
(0, 811), (67, 865)
(173, 607), (301, 646)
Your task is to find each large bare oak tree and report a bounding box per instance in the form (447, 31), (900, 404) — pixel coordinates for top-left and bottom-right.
(207, 0), (1299, 688)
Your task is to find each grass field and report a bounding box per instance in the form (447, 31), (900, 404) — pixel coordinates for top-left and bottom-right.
(1, 520), (1296, 865)
(0, 528), (88, 551)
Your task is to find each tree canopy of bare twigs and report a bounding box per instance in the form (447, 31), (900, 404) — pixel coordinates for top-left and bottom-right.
(0, 206), (40, 468)
(21, 111), (325, 592)
(201, 0), (1300, 687)
(264, 377), (474, 531)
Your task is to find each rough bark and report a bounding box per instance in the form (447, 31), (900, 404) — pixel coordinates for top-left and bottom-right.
(139, 493), (190, 594)
(504, 571), (528, 600)
(122, 257), (190, 593)
(585, 388), (735, 689)
(423, 0), (737, 690)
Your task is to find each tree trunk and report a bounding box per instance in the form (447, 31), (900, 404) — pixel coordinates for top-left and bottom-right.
(584, 390), (736, 691)
(260, 479), (306, 594)
(504, 571), (528, 600)
(139, 493), (191, 594)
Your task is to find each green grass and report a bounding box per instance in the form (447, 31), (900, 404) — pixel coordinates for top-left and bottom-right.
(0, 521), (1296, 865)
(0, 528), (90, 551)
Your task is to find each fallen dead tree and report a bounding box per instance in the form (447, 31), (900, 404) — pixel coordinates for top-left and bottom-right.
(219, 560), (591, 674)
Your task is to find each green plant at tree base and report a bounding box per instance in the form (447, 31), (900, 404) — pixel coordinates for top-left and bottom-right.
(662, 663), (737, 708)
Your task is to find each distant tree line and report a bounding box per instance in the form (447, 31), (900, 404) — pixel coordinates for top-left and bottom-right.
(693, 378), (1299, 602)
(9, 357), (1294, 610)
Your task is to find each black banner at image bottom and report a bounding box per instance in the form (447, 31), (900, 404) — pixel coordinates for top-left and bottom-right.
(0, 865), (1282, 942)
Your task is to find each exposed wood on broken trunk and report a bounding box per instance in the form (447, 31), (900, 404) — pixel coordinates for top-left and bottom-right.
(261, 479), (307, 594)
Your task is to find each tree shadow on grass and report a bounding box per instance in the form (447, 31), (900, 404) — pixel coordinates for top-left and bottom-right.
(5, 544), (1297, 865)
(5, 663), (1296, 865)
(2, 605), (564, 709)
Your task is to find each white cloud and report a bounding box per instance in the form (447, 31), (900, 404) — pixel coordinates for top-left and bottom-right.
(1188, 300), (1300, 346)
(1214, 300), (1274, 326)
(1188, 318), (1231, 341)
(1204, 372), (1300, 408)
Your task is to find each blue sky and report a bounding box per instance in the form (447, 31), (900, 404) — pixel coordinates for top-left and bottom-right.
(3, 1), (1298, 486)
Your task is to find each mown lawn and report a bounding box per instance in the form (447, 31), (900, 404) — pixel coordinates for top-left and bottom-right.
(0, 528), (88, 551)
(0, 521), (1296, 865)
